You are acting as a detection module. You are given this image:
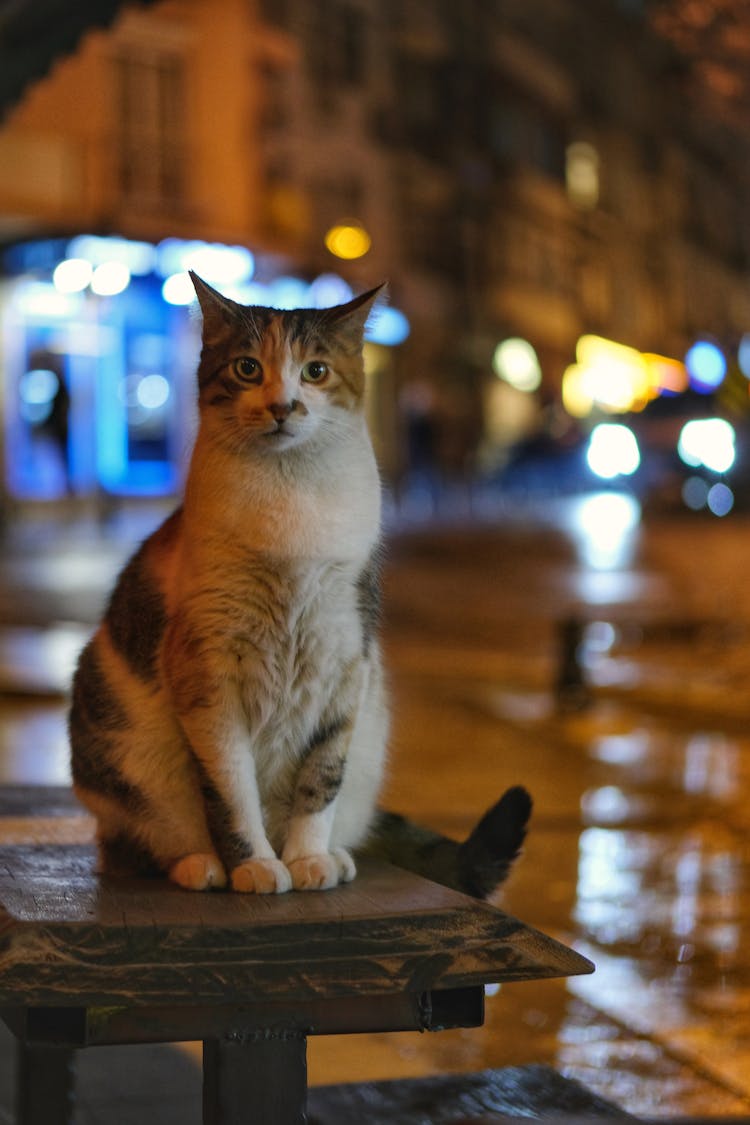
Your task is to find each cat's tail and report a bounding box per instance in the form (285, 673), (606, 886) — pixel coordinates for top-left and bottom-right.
(358, 785), (532, 900)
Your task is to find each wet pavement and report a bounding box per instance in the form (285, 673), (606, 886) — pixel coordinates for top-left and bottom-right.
(1, 493), (750, 1118)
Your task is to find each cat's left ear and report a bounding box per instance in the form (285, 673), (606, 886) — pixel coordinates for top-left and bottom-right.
(320, 283), (386, 342)
(190, 271), (248, 345)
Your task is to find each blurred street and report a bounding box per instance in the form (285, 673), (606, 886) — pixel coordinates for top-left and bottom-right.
(1, 493), (750, 1118)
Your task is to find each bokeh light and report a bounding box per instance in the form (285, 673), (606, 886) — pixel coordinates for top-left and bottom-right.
(181, 243), (254, 285)
(365, 306), (410, 346)
(566, 141), (600, 210)
(52, 258), (92, 294)
(19, 368), (60, 423)
(562, 363), (592, 418)
(267, 276), (311, 309)
(642, 353), (688, 396)
(91, 261), (131, 297)
(156, 239), (254, 283)
(569, 491), (641, 570)
(677, 418), (735, 473)
(162, 272), (195, 306)
(492, 338), (542, 392)
(682, 475), (709, 511)
(685, 341), (727, 393)
(738, 334), (750, 379)
(135, 374), (170, 410)
(68, 234), (156, 275)
(563, 335), (652, 416)
(707, 482), (734, 516)
(324, 221), (372, 260)
(308, 274), (354, 308)
(586, 423), (641, 479)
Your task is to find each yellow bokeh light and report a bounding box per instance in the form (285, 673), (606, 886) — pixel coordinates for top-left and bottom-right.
(563, 336), (688, 419)
(567, 335), (651, 415)
(562, 363), (593, 418)
(324, 222), (372, 260)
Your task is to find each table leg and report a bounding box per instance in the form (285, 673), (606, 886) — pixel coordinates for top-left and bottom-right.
(203, 1032), (307, 1125)
(16, 1043), (75, 1125)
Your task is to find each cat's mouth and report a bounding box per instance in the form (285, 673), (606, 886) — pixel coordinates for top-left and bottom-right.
(262, 421), (298, 443)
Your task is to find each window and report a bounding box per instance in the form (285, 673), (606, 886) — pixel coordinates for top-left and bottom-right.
(492, 94), (566, 182)
(395, 53), (449, 153)
(260, 62), (289, 131)
(307, 1), (368, 115)
(115, 49), (186, 210)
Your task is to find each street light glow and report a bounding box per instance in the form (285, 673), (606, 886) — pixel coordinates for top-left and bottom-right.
(586, 423), (641, 479)
(53, 258), (92, 294)
(677, 418), (735, 474)
(365, 306), (410, 345)
(685, 341), (726, 393)
(324, 222), (372, 260)
(563, 335), (653, 416)
(162, 272), (195, 306)
(91, 261), (131, 297)
(493, 338), (542, 392)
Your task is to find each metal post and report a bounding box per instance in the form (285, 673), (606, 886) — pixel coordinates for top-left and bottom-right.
(16, 1043), (75, 1125)
(203, 1031), (307, 1125)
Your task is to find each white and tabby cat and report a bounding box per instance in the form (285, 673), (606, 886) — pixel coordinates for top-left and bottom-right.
(70, 273), (532, 895)
(70, 275), (387, 893)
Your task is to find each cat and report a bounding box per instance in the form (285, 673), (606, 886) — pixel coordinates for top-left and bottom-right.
(69, 273), (532, 896)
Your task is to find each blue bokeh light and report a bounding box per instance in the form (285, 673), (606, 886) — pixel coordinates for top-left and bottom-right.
(685, 341), (727, 393)
(365, 306), (410, 346)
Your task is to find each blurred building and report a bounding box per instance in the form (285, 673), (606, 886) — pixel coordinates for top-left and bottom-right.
(0, 0), (270, 245)
(236, 0), (750, 477)
(2, 0), (750, 509)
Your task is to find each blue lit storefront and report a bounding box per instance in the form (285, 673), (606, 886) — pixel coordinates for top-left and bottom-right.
(0, 235), (408, 506)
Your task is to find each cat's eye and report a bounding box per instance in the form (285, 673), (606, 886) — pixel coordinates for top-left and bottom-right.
(232, 357), (263, 383)
(301, 361), (329, 384)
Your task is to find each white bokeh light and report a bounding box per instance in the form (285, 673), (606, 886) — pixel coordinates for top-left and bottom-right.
(678, 418), (735, 474)
(586, 423), (641, 480)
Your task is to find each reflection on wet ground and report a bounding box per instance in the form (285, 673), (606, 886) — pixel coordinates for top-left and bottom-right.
(2, 507), (750, 1116)
(370, 646), (750, 1117)
(374, 506), (750, 1118)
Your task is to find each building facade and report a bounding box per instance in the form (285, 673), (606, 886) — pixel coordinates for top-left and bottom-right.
(255, 0), (750, 473)
(2, 0), (750, 506)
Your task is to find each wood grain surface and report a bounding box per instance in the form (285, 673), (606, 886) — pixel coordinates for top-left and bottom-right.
(0, 788), (593, 1010)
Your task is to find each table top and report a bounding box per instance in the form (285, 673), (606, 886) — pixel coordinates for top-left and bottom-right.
(0, 788), (593, 1009)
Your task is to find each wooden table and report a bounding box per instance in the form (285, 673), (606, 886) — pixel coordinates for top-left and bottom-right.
(0, 789), (593, 1124)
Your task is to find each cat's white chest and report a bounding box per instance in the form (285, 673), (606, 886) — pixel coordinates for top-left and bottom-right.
(264, 444), (380, 562)
(242, 562), (361, 771)
(289, 484), (379, 560)
(190, 432), (381, 563)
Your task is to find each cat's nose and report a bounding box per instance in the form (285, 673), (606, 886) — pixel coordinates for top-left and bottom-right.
(269, 401), (294, 422)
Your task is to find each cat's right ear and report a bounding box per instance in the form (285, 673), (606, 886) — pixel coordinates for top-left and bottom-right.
(319, 283), (386, 345)
(190, 271), (244, 346)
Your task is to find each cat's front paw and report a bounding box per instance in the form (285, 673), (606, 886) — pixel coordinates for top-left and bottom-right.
(231, 857), (292, 894)
(287, 848), (356, 891)
(170, 852), (227, 891)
